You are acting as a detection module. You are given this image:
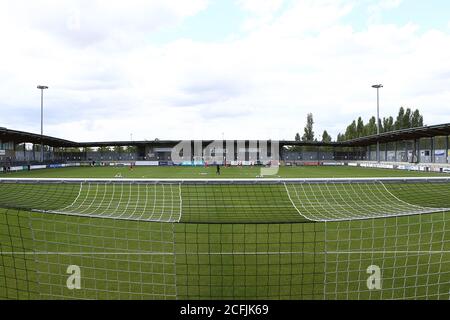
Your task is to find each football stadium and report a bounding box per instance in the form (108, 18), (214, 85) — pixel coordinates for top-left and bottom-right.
(1, 124), (449, 300)
(2, 2), (450, 308)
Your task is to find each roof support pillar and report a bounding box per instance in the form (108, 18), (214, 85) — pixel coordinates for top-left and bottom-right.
(376, 141), (380, 163)
(385, 143), (388, 162)
(317, 146), (320, 163)
(405, 141), (408, 162)
(430, 137), (435, 163)
(394, 141), (398, 162)
(415, 139), (420, 163)
(446, 135), (449, 164)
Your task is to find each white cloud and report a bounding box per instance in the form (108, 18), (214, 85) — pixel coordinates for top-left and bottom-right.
(0, 0), (449, 142)
(0, 1), (209, 48)
(237, 0), (284, 14)
(376, 0), (403, 10)
(237, 0), (285, 30)
(367, 0), (403, 25)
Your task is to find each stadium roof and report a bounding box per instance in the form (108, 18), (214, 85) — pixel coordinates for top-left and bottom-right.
(78, 140), (184, 147)
(0, 127), (76, 147)
(1, 123), (449, 148)
(78, 140), (346, 148)
(278, 140), (351, 147)
(344, 123), (450, 146)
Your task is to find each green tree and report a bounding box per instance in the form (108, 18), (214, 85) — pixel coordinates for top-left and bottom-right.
(356, 117), (364, 137)
(322, 130), (332, 143)
(365, 116), (377, 136)
(98, 146), (110, 154)
(114, 146), (125, 153)
(344, 120), (357, 140)
(403, 108), (412, 128)
(395, 107), (405, 130)
(411, 109), (423, 127)
(382, 116), (394, 133)
(301, 113), (315, 142)
(126, 146), (138, 153)
(295, 133), (301, 141)
(336, 107), (424, 140)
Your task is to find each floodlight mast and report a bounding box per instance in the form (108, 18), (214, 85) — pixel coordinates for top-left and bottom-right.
(372, 84), (383, 163)
(37, 85), (48, 163)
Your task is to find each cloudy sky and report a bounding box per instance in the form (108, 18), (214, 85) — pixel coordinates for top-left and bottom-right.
(1, 0), (450, 142)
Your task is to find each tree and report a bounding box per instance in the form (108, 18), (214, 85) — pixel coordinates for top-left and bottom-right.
(336, 107), (424, 140)
(114, 146), (124, 153)
(84, 147), (94, 153)
(411, 109), (423, 127)
(382, 116), (394, 133)
(365, 116), (377, 136)
(301, 113), (315, 142)
(322, 130), (332, 143)
(403, 108), (412, 128)
(344, 120), (357, 140)
(395, 107), (405, 130)
(295, 133), (301, 141)
(356, 117), (364, 137)
(99, 146), (110, 154)
(126, 146), (138, 153)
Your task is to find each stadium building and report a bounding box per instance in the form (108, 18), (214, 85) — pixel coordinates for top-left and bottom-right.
(1, 123), (449, 173)
(1, 124), (450, 301)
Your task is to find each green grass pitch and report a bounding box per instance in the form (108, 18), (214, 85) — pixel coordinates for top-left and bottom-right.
(0, 166), (449, 299)
(2, 164), (446, 179)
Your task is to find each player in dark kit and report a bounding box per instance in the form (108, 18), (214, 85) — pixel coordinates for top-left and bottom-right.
(216, 164), (220, 175)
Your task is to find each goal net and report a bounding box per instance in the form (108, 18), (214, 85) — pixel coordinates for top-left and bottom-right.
(0, 177), (449, 299)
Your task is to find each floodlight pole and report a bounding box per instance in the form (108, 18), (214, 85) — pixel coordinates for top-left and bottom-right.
(372, 84), (383, 163)
(37, 85), (48, 163)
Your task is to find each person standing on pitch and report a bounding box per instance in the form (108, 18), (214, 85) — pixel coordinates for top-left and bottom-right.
(216, 164), (220, 175)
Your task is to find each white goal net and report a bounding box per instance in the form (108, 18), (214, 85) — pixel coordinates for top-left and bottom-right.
(0, 177), (449, 300)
